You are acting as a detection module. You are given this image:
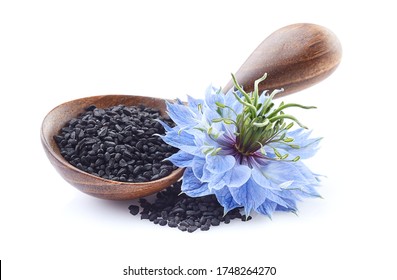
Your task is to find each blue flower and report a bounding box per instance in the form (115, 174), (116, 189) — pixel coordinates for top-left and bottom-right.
(160, 74), (322, 218)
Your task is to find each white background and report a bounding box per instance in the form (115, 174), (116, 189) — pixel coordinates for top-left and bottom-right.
(1, 0), (396, 279)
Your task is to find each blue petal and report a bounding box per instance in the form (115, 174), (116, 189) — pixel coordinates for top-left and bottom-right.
(208, 164), (251, 190)
(155, 119), (173, 132)
(181, 168), (212, 197)
(260, 187), (292, 209)
(286, 128), (322, 159)
(223, 90), (243, 120)
(166, 151), (194, 167)
(175, 98), (184, 105)
(213, 187), (240, 214)
(229, 178), (268, 216)
(217, 122), (237, 140)
(201, 163), (214, 182)
(166, 101), (198, 128)
(295, 184), (322, 198)
(204, 84), (224, 112)
(252, 155), (319, 191)
(208, 169), (231, 190)
(273, 188), (301, 202)
(258, 160), (311, 187)
(262, 129), (321, 160)
(256, 200), (278, 218)
(187, 95), (204, 112)
(205, 154), (235, 174)
(275, 200), (297, 212)
(229, 165), (251, 188)
(160, 129), (201, 156)
(292, 161), (319, 185)
(203, 105), (221, 125)
(251, 167), (282, 190)
(192, 156), (205, 179)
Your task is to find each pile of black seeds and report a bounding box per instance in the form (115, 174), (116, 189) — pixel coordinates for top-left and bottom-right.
(129, 181), (251, 232)
(54, 104), (178, 182)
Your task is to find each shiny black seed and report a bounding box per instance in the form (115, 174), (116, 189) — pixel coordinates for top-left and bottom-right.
(104, 141), (116, 147)
(178, 225), (187, 232)
(161, 211), (168, 219)
(168, 221), (178, 228)
(159, 168), (171, 177)
(200, 225), (210, 231)
(149, 213), (158, 221)
(133, 165), (143, 176)
(55, 104), (177, 184)
(188, 226), (198, 233)
(131, 182), (247, 232)
(128, 205), (139, 215)
(98, 127), (108, 137)
(241, 215), (252, 221)
(186, 210), (197, 216)
(136, 141), (144, 150)
(143, 163), (152, 171)
(142, 171), (152, 179)
(170, 208), (185, 215)
(119, 158), (128, 167)
(211, 218), (220, 226)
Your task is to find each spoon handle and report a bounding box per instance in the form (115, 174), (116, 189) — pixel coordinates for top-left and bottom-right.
(223, 23), (342, 97)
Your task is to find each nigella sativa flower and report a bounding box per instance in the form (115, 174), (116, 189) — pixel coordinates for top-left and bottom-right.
(159, 74), (322, 218)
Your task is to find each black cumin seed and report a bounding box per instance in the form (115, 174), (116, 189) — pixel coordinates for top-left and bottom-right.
(55, 104), (178, 183)
(130, 181), (248, 232)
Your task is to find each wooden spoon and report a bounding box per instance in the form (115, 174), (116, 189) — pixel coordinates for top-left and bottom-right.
(41, 23), (341, 200)
(223, 23), (342, 96)
(41, 95), (185, 200)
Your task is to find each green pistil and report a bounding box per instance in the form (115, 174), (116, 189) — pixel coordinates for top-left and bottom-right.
(215, 73), (316, 162)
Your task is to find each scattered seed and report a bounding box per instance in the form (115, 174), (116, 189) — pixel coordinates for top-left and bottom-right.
(128, 205), (139, 215)
(129, 181), (249, 232)
(188, 225), (198, 233)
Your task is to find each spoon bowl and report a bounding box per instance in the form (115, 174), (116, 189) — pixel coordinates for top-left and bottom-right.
(224, 23), (342, 97)
(41, 95), (184, 200)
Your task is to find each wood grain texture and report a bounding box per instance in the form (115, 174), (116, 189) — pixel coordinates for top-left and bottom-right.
(223, 23), (342, 97)
(41, 95), (184, 200)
